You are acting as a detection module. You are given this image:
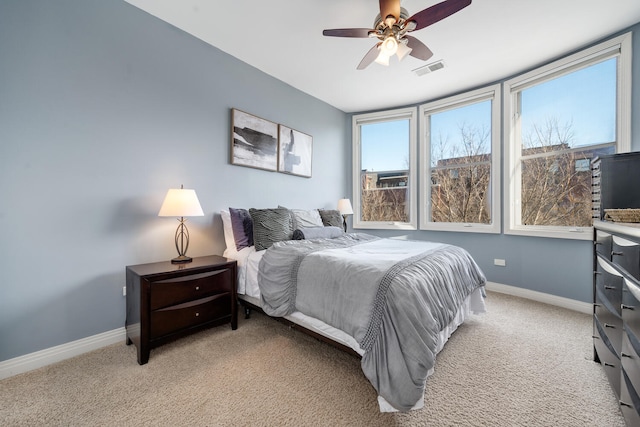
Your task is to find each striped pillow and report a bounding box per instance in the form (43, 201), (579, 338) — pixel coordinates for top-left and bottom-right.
(249, 208), (294, 251)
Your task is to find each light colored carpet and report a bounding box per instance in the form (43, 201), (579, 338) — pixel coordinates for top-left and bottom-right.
(0, 291), (626, 426)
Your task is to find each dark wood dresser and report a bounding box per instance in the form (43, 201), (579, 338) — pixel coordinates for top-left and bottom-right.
(593, 220), (640, 425)
(126, 255), (237, 365)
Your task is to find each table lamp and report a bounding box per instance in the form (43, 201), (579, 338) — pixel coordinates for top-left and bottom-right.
(337, 198), (353, 232)
(158, 185), (204, 263)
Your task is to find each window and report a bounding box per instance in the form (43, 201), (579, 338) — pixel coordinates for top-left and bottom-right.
(504, 33), (631, 239)
(419, 85), (501, 233)
(352, 107), (417, 230)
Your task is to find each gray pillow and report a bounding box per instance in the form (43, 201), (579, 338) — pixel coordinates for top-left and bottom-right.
(318, 209), (343, 228)
(249, 208), (294, 251)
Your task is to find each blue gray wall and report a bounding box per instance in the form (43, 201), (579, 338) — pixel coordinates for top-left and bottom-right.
(354, 22), (640, 305)
(0, 1), (348, 362)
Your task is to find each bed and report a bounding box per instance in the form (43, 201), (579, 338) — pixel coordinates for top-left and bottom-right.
(221, 207), (486, 412)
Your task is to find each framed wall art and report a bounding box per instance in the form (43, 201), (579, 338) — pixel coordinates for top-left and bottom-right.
(230, 109), (278, 172)
(278, 124), (313, 178)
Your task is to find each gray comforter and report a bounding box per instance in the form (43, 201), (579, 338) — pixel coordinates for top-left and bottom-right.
(258, 233), (486, 411)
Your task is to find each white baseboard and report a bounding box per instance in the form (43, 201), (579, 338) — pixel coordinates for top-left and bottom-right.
(486, 281), (592, 314)
(0, 327), (126, 380)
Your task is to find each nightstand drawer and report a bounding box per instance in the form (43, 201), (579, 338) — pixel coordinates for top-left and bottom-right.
(151, 268), (232, 310)
(150, 293), (232, 339)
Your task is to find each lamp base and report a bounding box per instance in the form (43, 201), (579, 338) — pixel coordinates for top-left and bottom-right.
(171, 255), (193, 264)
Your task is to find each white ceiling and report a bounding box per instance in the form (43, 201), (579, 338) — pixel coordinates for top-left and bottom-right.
(124, 0), (640, 113)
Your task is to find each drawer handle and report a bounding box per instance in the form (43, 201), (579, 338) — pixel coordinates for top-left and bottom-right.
(195, 312), (200, 317)
(592, 335), (600, 340)
(612, 251), (624, 256)
(195, 286), (200, 291)
(620, 401), (633, 408)
(604, 285), (616, 290)
(594, 271), (602, 275)
(604, 362), (616, 368)
(621, 353), (632, 358)
(621, 304), (635, 310)
(604, 323), (616, 329)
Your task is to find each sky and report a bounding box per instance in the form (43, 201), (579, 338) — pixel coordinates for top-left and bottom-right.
(361, 57), (616, 172)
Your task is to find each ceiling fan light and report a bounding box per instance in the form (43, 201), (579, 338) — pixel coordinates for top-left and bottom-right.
(374, 50), (390, 66)
(396, 42), (412, 61)
(380, 36), (398, 57)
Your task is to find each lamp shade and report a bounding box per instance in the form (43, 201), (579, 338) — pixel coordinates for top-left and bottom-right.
(337, 198), (354, 216)
(158, 188), (204, 217)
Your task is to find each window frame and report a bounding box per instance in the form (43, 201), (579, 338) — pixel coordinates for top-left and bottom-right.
(419, 84), (502, 234)
(352, 107), (418, 230)
(503, 33), (632, 240)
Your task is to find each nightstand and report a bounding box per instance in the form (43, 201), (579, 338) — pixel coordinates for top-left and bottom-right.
(125, 255), (237, 365)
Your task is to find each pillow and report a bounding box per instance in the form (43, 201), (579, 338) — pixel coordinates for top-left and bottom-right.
(249, 208), (294, 251)
(220, 210), (236, 254)
(229, 207), (254, 251)
(318, 209), (343, 228)
(290, 208), (323, 228)
(292, 226), (345, 240)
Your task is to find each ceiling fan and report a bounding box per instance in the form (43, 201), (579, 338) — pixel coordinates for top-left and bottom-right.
(322, 0), (471, 70)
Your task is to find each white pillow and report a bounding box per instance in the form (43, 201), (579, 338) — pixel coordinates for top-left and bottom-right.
(291, 208), (323, 228)
(220, 210), (237, 257)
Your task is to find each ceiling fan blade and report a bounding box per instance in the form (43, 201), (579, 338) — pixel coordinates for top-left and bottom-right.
(405, 35), (433, 61)
(323, 28), (372, 38)
(357, 44), (382, 70)
(407, 0), (471, 32)
(379, 0), (401, 22)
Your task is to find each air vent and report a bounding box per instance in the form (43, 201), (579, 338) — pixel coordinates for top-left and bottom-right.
(413, 60), (445, 76)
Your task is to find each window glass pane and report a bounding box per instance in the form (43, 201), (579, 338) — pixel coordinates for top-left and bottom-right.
(520, 58), (616, 153)
(360, 119), (409, 222)
(517, 58), (617, 227)
(429, 100), (492, 223)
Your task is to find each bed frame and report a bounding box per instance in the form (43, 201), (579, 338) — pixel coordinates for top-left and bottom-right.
(238, 297), (362, 358)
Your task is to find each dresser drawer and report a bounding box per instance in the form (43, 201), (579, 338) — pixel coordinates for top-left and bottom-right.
(595, 308), (622, 358)
(612, 235), (640, 280)
(150, 293), (232, 339)
(596, 256), (623, 315)
(150, 268), (232, 310)
(595, 230), (612, 260)
(595, 297), (622, 355)
(620, 369), (640, 427)
(622, 327), (640, 391)
(594, 316), (621, 397)
(623, 277), (640, 339)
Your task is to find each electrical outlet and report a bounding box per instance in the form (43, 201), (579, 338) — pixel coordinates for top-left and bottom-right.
(122, 286), (126, 297)
(494, 259), (506, 267)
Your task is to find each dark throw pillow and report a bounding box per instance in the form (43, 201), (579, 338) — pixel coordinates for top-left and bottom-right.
(318, 209), (343, 228)
(229, 207), (254, 251)
(249, 208), (294, 251)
